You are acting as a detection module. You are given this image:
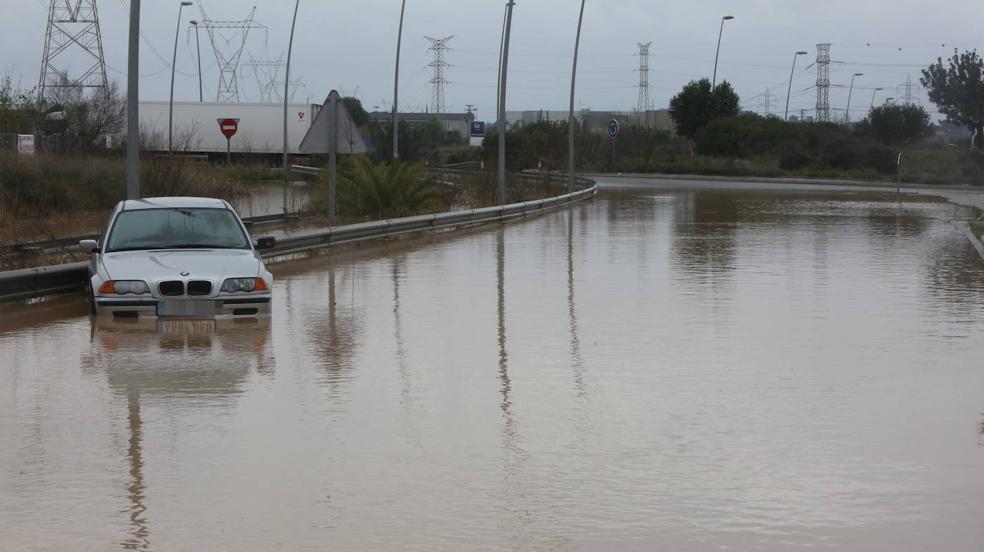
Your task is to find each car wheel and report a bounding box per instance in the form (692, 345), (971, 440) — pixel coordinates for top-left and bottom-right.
(86, 278), (97, 316)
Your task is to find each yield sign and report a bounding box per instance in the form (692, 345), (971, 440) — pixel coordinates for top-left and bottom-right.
(217, 118), (240, 139)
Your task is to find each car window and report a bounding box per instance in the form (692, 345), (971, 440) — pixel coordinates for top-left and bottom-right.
(106, 208), (250, 252)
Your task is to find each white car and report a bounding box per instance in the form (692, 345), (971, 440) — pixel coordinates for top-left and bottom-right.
(81, 197), (275, 319)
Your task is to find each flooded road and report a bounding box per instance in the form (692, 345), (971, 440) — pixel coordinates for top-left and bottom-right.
(2, 185), (983, 551)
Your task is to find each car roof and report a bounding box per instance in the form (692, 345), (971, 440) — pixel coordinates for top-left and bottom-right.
(119, 197), (231, 211)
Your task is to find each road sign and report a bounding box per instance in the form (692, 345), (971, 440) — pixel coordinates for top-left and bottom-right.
(608, 119), (620, 139)
(470, 121), (486, 137)
(16, 135), (35, 155)
(299, 91), (367, 155)
(217, 118), (240, 139)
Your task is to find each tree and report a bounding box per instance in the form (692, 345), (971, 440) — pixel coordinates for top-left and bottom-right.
(341, 96), (370, 127)
(0, 74), (38, 134)
(922, 50), (984, 148)
(860, 104), (933, 145)
(337, 157), (442, 219)
(668, 78), (740, 139)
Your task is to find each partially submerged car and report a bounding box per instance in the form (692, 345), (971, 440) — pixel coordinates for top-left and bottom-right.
(81, 197), (275, 319)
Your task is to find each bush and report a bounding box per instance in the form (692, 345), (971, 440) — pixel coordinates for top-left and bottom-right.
(778, 142), (811, 171)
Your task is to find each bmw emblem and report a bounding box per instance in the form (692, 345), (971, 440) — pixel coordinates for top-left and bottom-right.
(180, 271), (190, 277)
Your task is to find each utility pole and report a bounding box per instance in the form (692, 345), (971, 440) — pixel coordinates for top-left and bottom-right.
(282, 0), (300, 216)
(870, 87), (884, 109)
(168, 1), (192, 154)
(785, 50), (807, 121)
(497, 0), (515, 205)
(126, 0), (140, 200)
(569, 0), (586, 193)
(711, 15), (734, 88)
(393, 0), (406, 160)
(844, 72), (863, 124)
(189, 20), (203, 102)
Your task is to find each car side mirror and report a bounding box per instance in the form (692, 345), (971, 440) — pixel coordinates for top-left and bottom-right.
(255, 236), (276, 251)
(79, 239), (99, 253)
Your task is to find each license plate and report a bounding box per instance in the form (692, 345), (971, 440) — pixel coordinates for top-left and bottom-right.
(158, 319), (217, 335)
(157, 299), (216, 318)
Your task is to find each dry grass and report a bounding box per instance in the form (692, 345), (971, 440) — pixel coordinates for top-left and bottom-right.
(0, 153), (248, 244)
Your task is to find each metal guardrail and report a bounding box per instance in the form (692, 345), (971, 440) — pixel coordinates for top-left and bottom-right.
(0, 211), (300, 257)
(0, 170), (597, 303)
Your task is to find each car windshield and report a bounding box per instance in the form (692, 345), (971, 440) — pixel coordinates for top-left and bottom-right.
(106, 208), (250, 252)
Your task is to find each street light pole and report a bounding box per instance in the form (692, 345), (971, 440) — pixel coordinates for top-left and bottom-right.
(168, 1), (192, 154)
(568, 0), (586, 193)
(497, 0), (516, 205)
(784, 51), (807, 121)
(282, 0), (300, 216)
(711, 15), (734, 89)
(392, 0), (407, 160)
(189, 20), (203, 102)
(845, 72), (863, 124)
(870, 87), (884, 109)
(126, 0), (140, 200)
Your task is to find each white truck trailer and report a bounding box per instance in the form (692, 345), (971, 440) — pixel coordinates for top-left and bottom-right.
(139, 101), (315, 161)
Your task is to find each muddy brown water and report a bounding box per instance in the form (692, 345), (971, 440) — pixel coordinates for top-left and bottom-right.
(2, 185), (983, 551)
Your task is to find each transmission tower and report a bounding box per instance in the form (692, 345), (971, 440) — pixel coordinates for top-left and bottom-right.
(246, 53), (284, 103)
(38, 0), (109, 104)
(425, 35), (454, 114)
(198, 7), (267, 103)
(815, 43), (831, 123)
(762, 87), (776, 116)
(637, 42), (652, 120)
(274, 76), (308, 103)
(899, 73), (916, 105)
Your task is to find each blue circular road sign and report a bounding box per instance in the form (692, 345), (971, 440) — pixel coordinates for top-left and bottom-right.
(608, 119), (620, 139)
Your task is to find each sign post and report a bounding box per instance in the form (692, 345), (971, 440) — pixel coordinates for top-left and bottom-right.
(217, 118), (240, 164)
(16, 135), (35, 156)
(608, 119), (620, 170)
(469, 121), (486, 148)
(298, 90), (368, 222)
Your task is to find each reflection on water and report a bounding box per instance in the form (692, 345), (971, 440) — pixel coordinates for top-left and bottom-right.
(2, 188), (984, 551)
(122, 390), (148, 551)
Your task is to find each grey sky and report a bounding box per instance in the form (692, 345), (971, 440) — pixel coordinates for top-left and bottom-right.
(2, 0), (980, 121)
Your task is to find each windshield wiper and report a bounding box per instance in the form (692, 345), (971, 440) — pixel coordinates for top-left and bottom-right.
(162, 244), (237, 249)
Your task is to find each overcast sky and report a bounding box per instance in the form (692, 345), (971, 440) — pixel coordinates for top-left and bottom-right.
(2, 0), (980, 121)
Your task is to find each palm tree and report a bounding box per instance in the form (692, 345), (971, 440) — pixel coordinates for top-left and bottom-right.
(338, 157), (443, 219)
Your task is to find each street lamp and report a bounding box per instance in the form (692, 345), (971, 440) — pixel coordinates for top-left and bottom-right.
(844, 72), (863, 124)
(392, 0), (407, 160)
(282, 0), (300, 216)
(885, 97), (895, 106)
(497, 0), (516, 205)
(168, 1), (192, 154)
(785, 50), (808, 121)
(711, 15), (734, 89)
(568, 0), (586, 193)
(126, 0), (140, 199)
(189, 20), (203, 102)
(870, 87), (884, 109)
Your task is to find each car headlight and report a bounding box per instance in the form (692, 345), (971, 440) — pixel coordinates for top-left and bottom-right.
(98, 280), (151, 295)
(220, 277), (269, 293)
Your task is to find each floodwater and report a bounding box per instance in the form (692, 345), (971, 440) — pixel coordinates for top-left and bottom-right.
(2, 183), (984, 551)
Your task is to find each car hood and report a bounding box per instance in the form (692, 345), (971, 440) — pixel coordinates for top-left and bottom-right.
(101, 249), (262, 281)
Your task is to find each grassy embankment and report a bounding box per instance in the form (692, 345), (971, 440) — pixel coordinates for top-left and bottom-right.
(0, 153), (268, 245)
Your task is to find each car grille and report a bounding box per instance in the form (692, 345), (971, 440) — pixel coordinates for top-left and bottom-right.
(187, 280), (213, 296)
(159, 281), (185, 296)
